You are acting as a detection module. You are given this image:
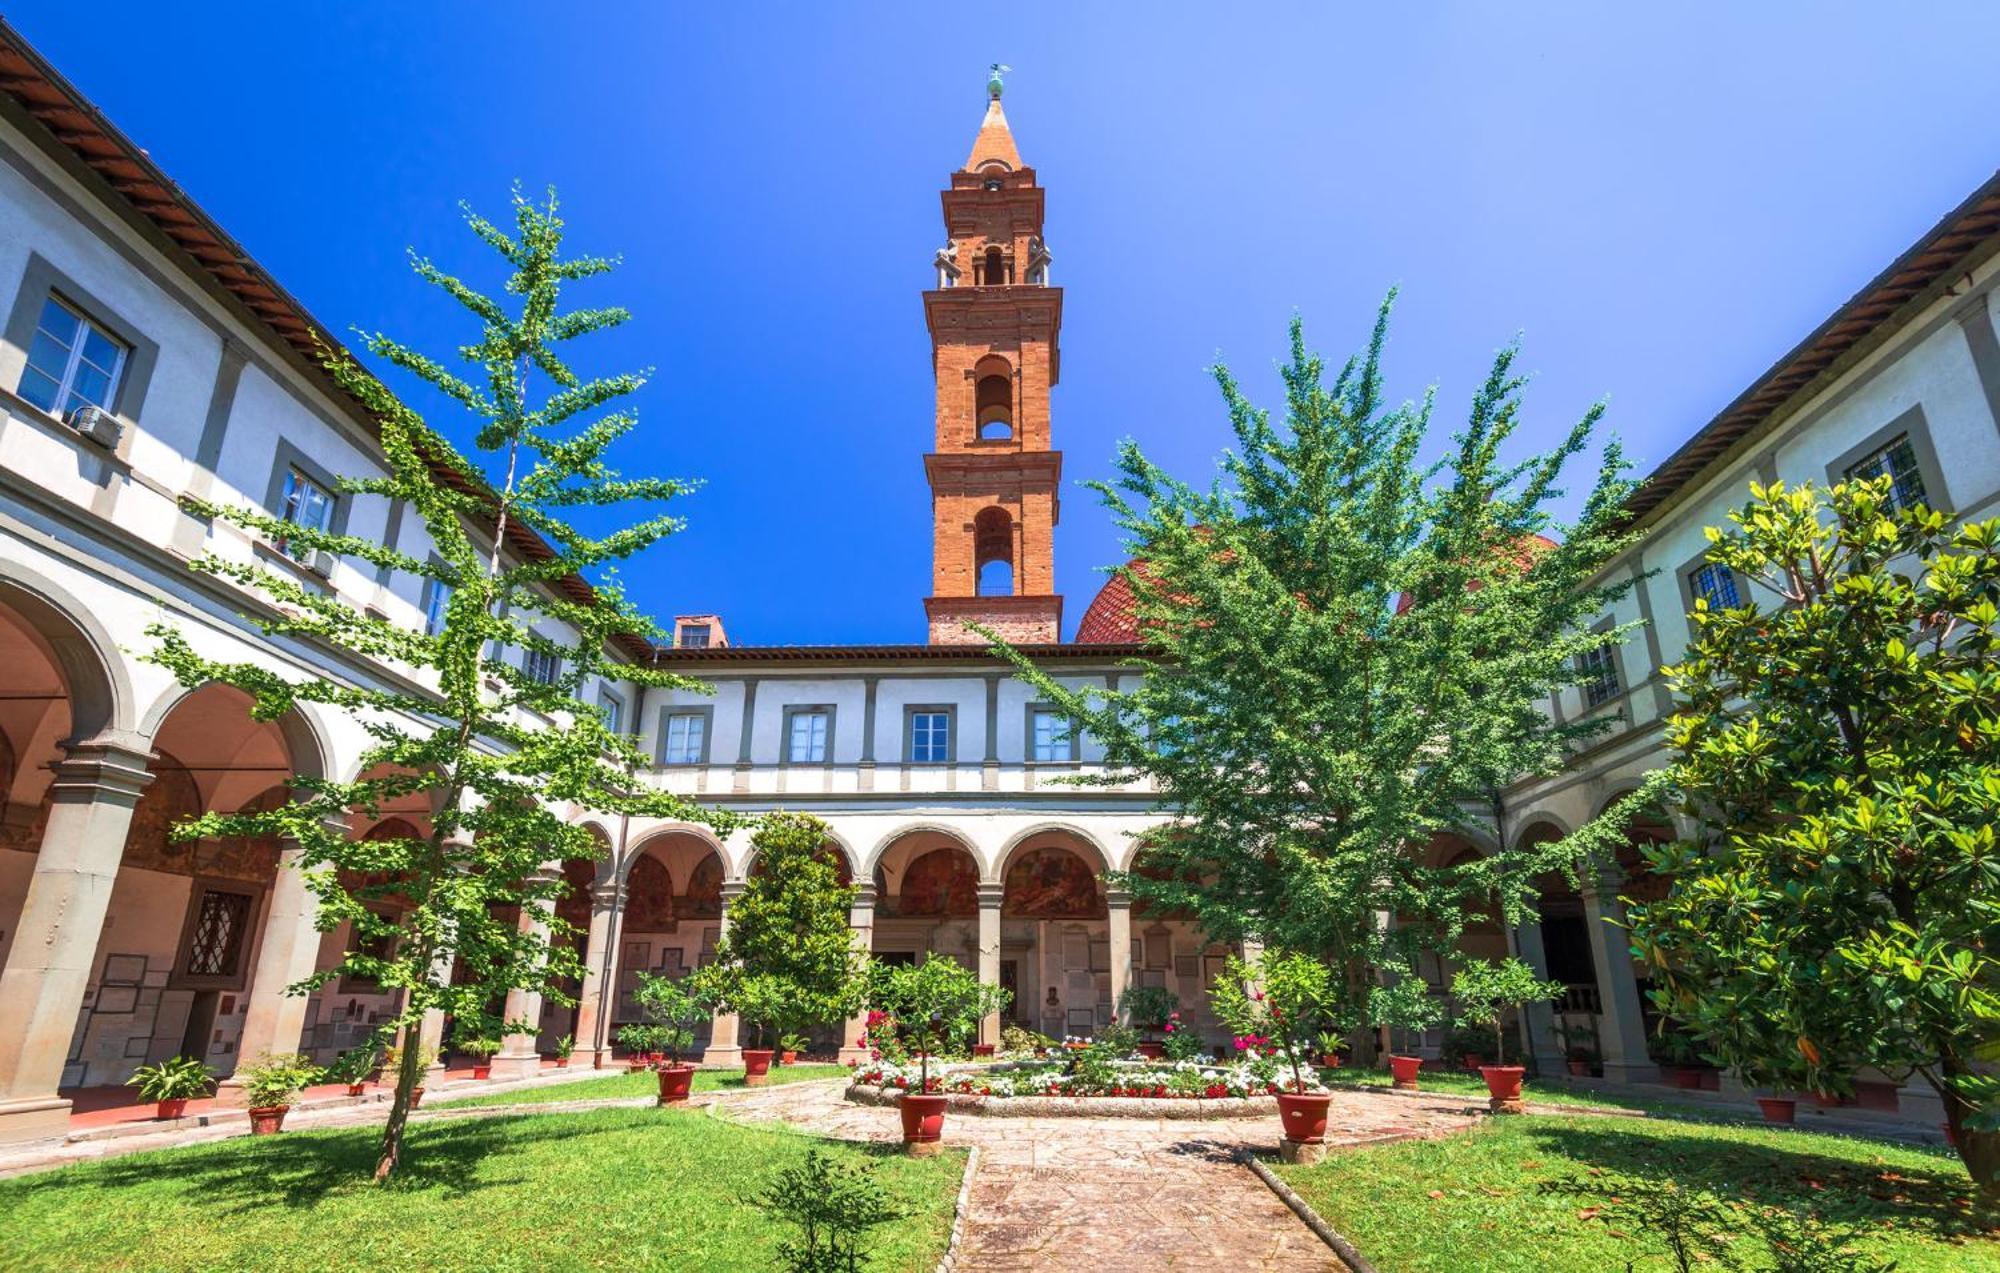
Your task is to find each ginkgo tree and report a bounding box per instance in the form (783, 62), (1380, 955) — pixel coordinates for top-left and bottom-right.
(148, 189), (728, 1182)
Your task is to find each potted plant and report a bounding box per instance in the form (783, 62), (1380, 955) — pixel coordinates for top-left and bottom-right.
(952, 983), (1011, 1059)
(1451, 957), (1562, 1113)
(1370, 976), (1443, 1091)
(1162, 1010), (1206, 1062)
(634, 972), (709, 1103)
(455, 1031), (502, 1080)
(1211, 950), (1336, 1145)
(616, 1023), (654, 1071)
(1443, 1020), (1493, 1071)
(870, 956), (989, 1151)
(238, 1052), (322, 1134)
(126, 1055), (214, 1120)
(1315, 1030), (1348, 1069)
(1118, 985), (1180, 1059)
(553, 1033), (575, 1069)
(777, 1031), (809, 1066)
(1554, 1021), (1600, 1076)
(382, 1042), (437, 1107)
(325, 1046), (379, 1097)
(1650, 1023), (1711, 1089)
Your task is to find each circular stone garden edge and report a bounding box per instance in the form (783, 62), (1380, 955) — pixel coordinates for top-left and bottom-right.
(844, 1082), (1280, 1120)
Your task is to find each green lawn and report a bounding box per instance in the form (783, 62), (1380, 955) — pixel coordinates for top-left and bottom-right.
(1323, 1065), (1697, 1115)
(1273, 1111), (2000, 1272)
(0, 1105), (962, 1272)
(433, 1063), (849, 1109)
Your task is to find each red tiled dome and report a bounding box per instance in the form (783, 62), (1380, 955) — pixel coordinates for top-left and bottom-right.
(1076, 561), (1144, 643)
(1394, 533), (1558, 614)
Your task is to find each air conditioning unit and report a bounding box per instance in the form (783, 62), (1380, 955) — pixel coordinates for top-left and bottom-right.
(306, 549), (337, 579)
(65, 404), (123, 450)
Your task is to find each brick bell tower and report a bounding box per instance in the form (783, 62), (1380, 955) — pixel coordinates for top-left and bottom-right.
(922, 65), (1063, 645)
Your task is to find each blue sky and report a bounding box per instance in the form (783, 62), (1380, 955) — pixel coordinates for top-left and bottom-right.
(14, 3), (2000, 644)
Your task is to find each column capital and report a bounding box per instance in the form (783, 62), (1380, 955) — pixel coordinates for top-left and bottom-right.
(48, 737), (154, 805)
(977, 882), (1006, 908)
(1104, 889), (1133, 910)
(851, 883), (879, 908)
(720, 880), (748, 905)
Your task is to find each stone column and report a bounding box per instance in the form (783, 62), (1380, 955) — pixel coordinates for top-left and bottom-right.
(217, 824), (336, 1105)
(1506, 918), (1566, 1076)
(1581, 867), (1659, 1085)
(701, 881), (746, 1066)
(0, 740), (151, 1144)
(491, 882), (557, 1080)
(976, 883), (1004, 1047)
(1106, 889), (1133, 1027)
(838, 884), (878, 1064)
(572, 878), (623, 1068)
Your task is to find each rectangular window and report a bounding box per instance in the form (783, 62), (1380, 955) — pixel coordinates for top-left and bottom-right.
(680, 623), (711, 649)
(1029, 707), (1074, 762)
(183, 887), (254, 979)
(1843, 433), (1928, 513)
(17, 294), (126, 419)
(908, 709), (953, 763)
(599, 688), (626, 736)
(1687, 561), (1741, 610)
(523, 647), (560, 685)
(1576, 645), (1620, 709)
(662, 711), (707, 765)
(787, 709), (830, 764)
(422, 579), (452, 637)
(278, 464), (335, 561)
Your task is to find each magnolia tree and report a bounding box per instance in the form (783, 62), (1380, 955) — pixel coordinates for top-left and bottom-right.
(693, 812), (864, 1051)
(1628, 478), (2000, 1190)
(989, 301), (1643, 1049)
(149, 190), (723, 1181)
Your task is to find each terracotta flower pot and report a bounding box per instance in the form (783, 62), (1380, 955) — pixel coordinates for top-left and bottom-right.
(248, 1105), (289, 1135)
(1566, 1060), (1591, 1077)
(1137, 1042), (1165, 1060)
(972, 1043), (997, 1057)
(780, 1051), (798, 1066)
(1667, 1065), (1705, 1090)
(1321, 1053), (1344, 1069)
(346, 1083), (367, 1097)
(155, 1098), (188, 1121)
(1275, 1092), (1333, 1144)
(1853, 1080), (1899, 1112)
(1480, 1065), (1526, 1113)
(900, 1092), (949, 1145)
(1755, 1096), (1796, 1124)
(742, 1049), (775, 1086)
(656, 1064), (695, 1104)
(1388, 1054), (1423, 1089)
(556, 1058), (570, 1069)
(626, 1056), (648, 1072)
(1943, 1121), (1958, 1147)
(471, 1064), (492, 1080)
(1462, 1053), (1486, 1071)
(1811, 1090), (1843, 1109)
(409, 1086), (425, 1109)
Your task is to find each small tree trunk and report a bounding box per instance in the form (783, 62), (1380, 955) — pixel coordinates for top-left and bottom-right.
(1938, 1060), (2000, 1195)
(374, 1027), (427, 1184)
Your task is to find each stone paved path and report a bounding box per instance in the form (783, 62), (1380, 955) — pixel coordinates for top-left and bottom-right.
(715, 1081), (1494, 1271)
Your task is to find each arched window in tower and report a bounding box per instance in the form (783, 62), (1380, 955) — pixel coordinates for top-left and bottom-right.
(982, 246), (1008, 286)
(974, 358), (1013, 440)
(974, 506), (1014, 596)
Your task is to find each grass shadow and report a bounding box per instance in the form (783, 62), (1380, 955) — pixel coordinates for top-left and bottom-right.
(1525, 1119), (2000, 1244)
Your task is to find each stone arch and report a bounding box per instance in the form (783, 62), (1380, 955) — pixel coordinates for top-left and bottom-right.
(862, 822), (982, 881)
(620, 824), (728, 884)
(1002, 844), (1106, 920)
(996, 823), (1112, 880)
(973, 506), (1014, 596)
(0, 560), (133, 739)
(974, 355), (1013, 440)
(138, 681), (332, 784)
(741, 825), (860, 885)
(875, 842), (981, 919)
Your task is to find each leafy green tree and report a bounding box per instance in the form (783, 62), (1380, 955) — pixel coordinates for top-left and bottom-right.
(869, 957), (988, 1092)
(633, 971), (710, 1067)
(1449, 956), (1562, 1068)
(697, 812), (863, 1050)
(1628, 478), (2000, 1190)
(1211, 950), (1338, 1091)
(989, 300), (1642, 1040)
(148, 189), (723, 1181)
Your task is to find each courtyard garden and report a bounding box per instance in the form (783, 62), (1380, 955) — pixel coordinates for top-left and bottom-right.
(432, 1062), (850, 1109)
(0, 1107), (964, 1272)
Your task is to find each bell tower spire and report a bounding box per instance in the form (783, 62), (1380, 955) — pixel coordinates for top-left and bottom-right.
(922, 70), (1063, 645)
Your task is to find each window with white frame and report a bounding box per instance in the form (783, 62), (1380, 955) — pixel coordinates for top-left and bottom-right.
(661, 711), (707, 765)
(277, 465), (335, 560)
(908, 709), (952, 763)
(422, 578), (452, 637)
(679, 623), (711, 649)
(1843, 433), (1928, 513)
(787, 709), (830, 764)
(1029, 706), (1074, 762)
(598, 688), (626, 736)
(18, 294), (126, 419)
(523, 647), (560, 685)
(1687, 561), (1742, 610)
(1576, 644), (1620, 708)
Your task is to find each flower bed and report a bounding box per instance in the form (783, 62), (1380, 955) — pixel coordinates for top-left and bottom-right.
(845, 1051), (1325, 1119)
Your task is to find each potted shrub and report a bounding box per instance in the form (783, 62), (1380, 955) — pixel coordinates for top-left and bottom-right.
(382, 1043), (437, 1107)
(1554, 1020), (1600, 1076)
(1451, 957), (1562, 1113)
(1119, 985), (1180, 1059)
(634, 971), (709, 1103)
(553, 1033), (575, 1069)
(1443, 1020), (1492, 1071)
(778, 1031), (809, 1066)
(456, 1032), (502, 1080)
(870, 956), (989, 1151)
(1371, 976), (1443, 1091)
(950, 983), (1011, 1059)
(1650, 1023), (1711, 1089)
(126, 1055), (214, 1121)
(1315, 1030), (1348, 1069)
(325, 1046), (378, 1097)
(1212, 950), (1336, 1145)
(616, 1023), (654, 1071)
(238, 1052), (322, 1134)
(1162, 1011), (1206, 1062)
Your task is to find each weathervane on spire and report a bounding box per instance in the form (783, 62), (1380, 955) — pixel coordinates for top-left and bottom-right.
(987, 63), (1010, 100)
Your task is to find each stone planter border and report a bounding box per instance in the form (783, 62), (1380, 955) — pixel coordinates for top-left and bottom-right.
(845, 1082), (1278, 1120)
(1241, 1150), (1380, 1273)
(933, 1143), (980, 1273)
